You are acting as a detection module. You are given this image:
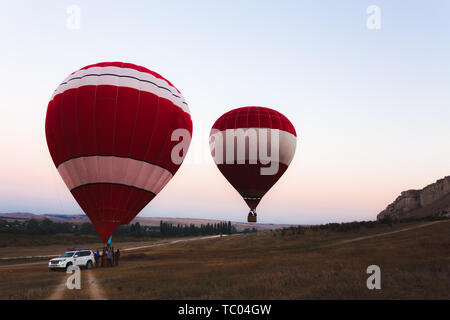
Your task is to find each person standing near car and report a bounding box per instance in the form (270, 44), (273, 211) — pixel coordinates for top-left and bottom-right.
(94, 250), (100, 268)
(107, 248), (113, 267)
(111, 246), (115, 266)
(101, 248), (106, 268)
(115, 249), (120, 267)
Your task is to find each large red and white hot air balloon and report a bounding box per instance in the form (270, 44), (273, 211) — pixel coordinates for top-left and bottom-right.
(209, 106), (296, 222)
(45, 62), (192, 242)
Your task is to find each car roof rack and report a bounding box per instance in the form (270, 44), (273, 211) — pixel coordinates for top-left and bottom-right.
(67, 247), (90, 251)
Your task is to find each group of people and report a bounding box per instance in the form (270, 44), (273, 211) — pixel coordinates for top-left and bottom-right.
(94, 246), (120, 268)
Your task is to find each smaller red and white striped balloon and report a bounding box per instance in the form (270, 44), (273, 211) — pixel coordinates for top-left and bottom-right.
(209, 106), (297, 222)
(45, 62), (192, 242)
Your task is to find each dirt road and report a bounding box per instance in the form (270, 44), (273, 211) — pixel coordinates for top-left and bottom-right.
(47, 277), (66, 300)
(85, 271), (105, 300)
(318, 220), (446, 249)
(121, 234), (227, 251)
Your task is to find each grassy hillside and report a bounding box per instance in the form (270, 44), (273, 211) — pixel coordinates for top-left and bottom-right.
(0, 219), (448, 299)
(93, 220), (449, 299)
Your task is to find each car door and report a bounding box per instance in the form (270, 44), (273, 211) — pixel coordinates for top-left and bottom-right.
(73, 251), (83, 266)
(81, 251), (91, 265)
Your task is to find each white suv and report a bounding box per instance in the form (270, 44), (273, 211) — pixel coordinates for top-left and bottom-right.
(49, 248), (95, 271)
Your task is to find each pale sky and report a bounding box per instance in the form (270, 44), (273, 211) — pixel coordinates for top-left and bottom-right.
(0, 1), (449, 224)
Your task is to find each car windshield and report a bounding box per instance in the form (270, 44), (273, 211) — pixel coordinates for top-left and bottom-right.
(59, 252), (75, 258)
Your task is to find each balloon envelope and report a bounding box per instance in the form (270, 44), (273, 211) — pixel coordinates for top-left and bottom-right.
(209, 106), (296, 217)
(45, 62), (192, 242)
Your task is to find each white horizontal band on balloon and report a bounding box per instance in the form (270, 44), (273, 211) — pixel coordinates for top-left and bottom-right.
(66, 66), (182, 97)
(209, 127), (296, 167)
(50, 66), (190, 115)
(57, 66), (184, 101)
(57, 155), (173, 194)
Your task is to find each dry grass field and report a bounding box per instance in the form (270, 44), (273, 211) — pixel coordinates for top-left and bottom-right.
(0, 220), (448, 300)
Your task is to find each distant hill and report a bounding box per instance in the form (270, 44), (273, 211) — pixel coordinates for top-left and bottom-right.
(0, 212), (88, 223)
(0, 212), (296, 231)
(377, 176), (450, 220)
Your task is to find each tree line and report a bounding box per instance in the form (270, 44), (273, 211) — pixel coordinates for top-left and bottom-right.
(0, 218), (240, 238)
(274, 214), (449, 237)
(0, 218), (158, 237)
(159, 221), (237, 237)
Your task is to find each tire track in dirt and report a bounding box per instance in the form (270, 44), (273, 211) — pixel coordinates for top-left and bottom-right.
(85, 271), (105, 300)
(0, 261), (46, 269)
(47, 277), (66, 300)
(121, 234), (231, 252)
(47, 270), (106, 300)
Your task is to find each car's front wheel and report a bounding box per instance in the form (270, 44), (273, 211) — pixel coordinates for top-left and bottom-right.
(86, 260), (93, 269)
(65, 262), (73, 271)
